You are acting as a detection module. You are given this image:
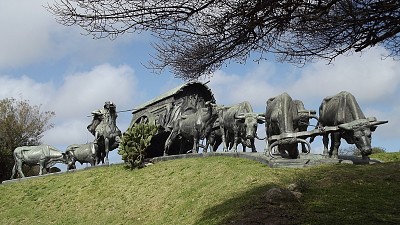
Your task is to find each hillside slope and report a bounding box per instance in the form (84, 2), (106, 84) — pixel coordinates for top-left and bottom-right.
(1, 155), (399, 225)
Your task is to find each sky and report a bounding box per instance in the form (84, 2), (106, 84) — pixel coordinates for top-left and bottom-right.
(1, 1), (399, 168)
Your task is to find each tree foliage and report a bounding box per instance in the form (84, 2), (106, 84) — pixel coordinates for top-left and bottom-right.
(118, 123), (157, 169)
(48, 0), (400, 80)
(0, 98), (55, 182)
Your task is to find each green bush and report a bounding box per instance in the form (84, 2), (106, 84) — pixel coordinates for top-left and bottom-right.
(371, 146), (386, 154)
(118, 123), (157, 169)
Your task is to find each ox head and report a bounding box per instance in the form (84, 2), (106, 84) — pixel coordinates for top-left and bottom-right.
(297, 110), (318, 125)
(64, 150), (77, 170)
(203, 101), (218, 115)
(235, 113), (265, 147)
(338, 117), (388, 157)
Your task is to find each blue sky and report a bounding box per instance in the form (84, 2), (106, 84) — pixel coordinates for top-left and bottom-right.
(1, 1), (399, 166)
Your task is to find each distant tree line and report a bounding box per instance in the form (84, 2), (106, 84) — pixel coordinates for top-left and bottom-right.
(339, 146), (386, 156)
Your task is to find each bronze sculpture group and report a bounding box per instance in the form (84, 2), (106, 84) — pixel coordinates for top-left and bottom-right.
(10, 101), (122, 179)
(9, 82), (388, 179)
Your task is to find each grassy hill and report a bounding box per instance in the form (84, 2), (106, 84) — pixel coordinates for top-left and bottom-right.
(1, 153), (399, 225)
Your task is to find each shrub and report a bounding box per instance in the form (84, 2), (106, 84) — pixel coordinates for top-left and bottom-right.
(118, 123), (157, 169)
(371, 147), (386, 154)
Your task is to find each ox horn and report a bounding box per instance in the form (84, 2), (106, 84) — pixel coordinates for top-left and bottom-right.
(235, 113), (245, 119)
(338, 123), (353, 131)
(309, 114), (319, 121)
(370, 120), (388, 126)
(367, 117), (388, 126)
(257, 113), (266, 123)
(299, 110), (319, 121)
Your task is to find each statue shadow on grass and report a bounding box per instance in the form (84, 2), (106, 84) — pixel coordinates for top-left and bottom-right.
(194, 183), (302, 225)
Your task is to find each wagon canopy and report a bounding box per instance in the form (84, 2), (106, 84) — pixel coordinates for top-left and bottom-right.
(128, 81), (215, 128)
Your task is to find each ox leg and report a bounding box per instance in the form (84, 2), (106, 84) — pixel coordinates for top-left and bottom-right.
(68, 158), (77, 170)
(331, 132), (341, 159)
(10, 162), (17, 179)
(220, 127), (228, 152)
(39, 161), (45, 175)
(301, 143), (307, 153)
(204, 135), (212, 153)
(322, 134), (329, 158)
(250, 139), (257, 152)
(94, 131), (99, 144)
(203, 142), (209, 153)
(164, 131), (177, 156)
(192, 136), (198, 154)
(288, 149), (299, 159)
(93, 144), (100, 165)
(104, 138), (110, 165)
(16, 160), (25, 178)
(278, 145), (287, 158)
(213, 136), (222, 152)
(232, 134), (239, 152)
(89, 157), (96, 167)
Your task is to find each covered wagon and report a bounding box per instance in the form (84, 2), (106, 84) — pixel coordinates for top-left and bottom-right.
(127, 81), (215, 157)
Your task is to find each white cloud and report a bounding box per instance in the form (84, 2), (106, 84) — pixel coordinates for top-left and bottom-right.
(42, 64), (138, 146)
(0, 1), (143, 69)
(0, 64), (138, 149)
(0, 1), (54, 68)
(208, 62), (282, 111)
(0, 75), (55, 105)
(291, 47), (400, 104)
(48, 64), (137, 119)
(210, 47), (400, 109)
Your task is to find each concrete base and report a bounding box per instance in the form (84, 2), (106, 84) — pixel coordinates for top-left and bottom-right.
(151, 152), (382, 168)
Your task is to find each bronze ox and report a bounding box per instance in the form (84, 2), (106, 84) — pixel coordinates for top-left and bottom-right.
(265, 93), (317, 159)
(164, 101), (219, 155)
(293, 99), (318, 153)
(316, 91), (387, 159)
(207, 101), (265, 152)
(11, 145), (68, 178)
(65, 143), (97, 170)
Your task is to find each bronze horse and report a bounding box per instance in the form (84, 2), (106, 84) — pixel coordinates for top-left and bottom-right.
(87, 101), (121, 164)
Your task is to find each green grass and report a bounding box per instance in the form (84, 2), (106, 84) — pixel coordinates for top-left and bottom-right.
(0, 155), (399, 225)
(371, 151), (400, 162)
